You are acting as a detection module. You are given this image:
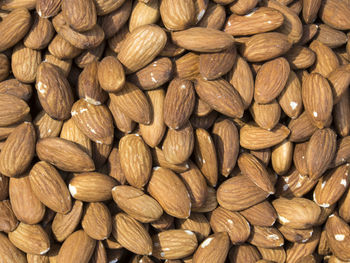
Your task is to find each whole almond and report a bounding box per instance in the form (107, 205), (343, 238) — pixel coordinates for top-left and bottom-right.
(240, 200), (277, 227)
(0, 232), (26, 263)
(93, 0), (126, 15)
(228, 244), (261, 263)
(119, 134), (152, 188)
(34, 111), (63, 139)
(160, 0), (195, 31)
(193, 232), (229, 263)
(117, 24), (167, 73)
(57, 230), (96, 263)
(48, 35), (82, 60)
(147, 167), (191, 219)
(334, 89), (350, 137)
(174, 52), (200, 80)
(29, 161), (71, 214)
(0, 94), (30, 126)
(197, 2), (226, 29)
(97, 56), (125, 93)
(0, 122), (35, 177)
(176, 212), (211, 243)
(228, 0), (259, 15)
(36, 137), (95, 172)
(0, 200), (18, 233)
(0, 78), (32, 101)
(36, 0), (61, 18)
(319, 0), (350, 30)
(112, 185), (163, 223)
(250, 100), (281, 131)
(129, 0), (160, 32)
(309, 40), (339, 77)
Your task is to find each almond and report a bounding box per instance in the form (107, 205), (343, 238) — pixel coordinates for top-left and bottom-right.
(176, 213), (211, 243)
(309, 40), (339, 77)
(0, 78), (32, 101)
(107, 96), (136, 134)
(129, 0), (160, 32)
(97, 56), (125, 93)
(160, 0), (195, 31)
(228, 0), (259, 15)
(271, 140), (293, 176)
(174, 52), (200, 80)
(240, 200), (277, 227)
(197, 2), (226, 29)
(93, 0), (126, 15)
(228, 244), (261, 263)
(248, 225), (284, 248)
(147, 167), (191, 219)
(0, 94), (30, 126)
(36, 0), (61, 18)
(319, 0), (350, 30)
(48, 35), (82, 60)
(326, 214), (350, 261)
(0, 232), (26, 263)
(334, 89), (350, 137)
(34, 111), (63, 139)
(250, 100), (281, 131)
(24, 14), (55, 50)
(193, 232), (229, 263)
(0, 200), (18, 233)
(112, 185), (163, 223)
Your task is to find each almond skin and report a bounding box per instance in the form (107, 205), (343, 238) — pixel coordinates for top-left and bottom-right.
(0, 122), (35, 177)
(97, 56), (125, 93)
(117, 24), (167, 73)
(0, 94), (30, 126)
(319, 0), (350, 30)
(118, 134), (152, 189)
(0, 200), (18, 233)
(112, 185), (163, 223)
(240, 200), (277, 227)
(176, 213), (211, 243)
(36, 137), (95, 172)
(147, 167), (191, 219)
(0, 232), (26, 263)
(160, 0), (195, 31)
(29, 161), (71, 214)
(24, 14), (55, 50)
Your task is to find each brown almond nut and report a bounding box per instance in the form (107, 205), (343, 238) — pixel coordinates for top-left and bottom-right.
(112, 185), (163, 223)
(129, 0), (160, 32)
(107, 97), (136, 134)
(29, 161), (71, 214)
(52, 200), (83, 242)
(272, 197), (321, 229)
(48, 35), (82, 60)
(172, 27), (234, 53)
(192, 186), (218, 213)
(69, 172), (117, 202)
(332, 136), (350, 168)
(240, 122), (290, 150)
(152, 146), (190, 174)
(52, 13), (105, 50)
(44, 52), (72, 77)
(57, 230), (96, 263)
(0, 94), (30, 127)
(306, 128), (337, 180)
(193, 232), (230, 263)
(271, 140), (293, 176)
(81, 202), (112, 240)
(0, 122), (35, 177)
(228, 244), (262, 263)
(9, 176), (46, 225)
(36, 137), (95, 172)
(8, 222), (50, 255)
(334, 88), (350, 137)
(277, 223), (313, 243)
(74, 41), (106, 68)
(309, 40), (339, 77)
(240, 32), (292, 62)
(239, 200), (277, 227)
(0, 200), (18, 233)
(78, 61), (108, 105)
(0, 78), (32, 101)
(302, 0), (321, 23)
(228, 0), (259, 15)
(93, 0), (126, 15)
(254, 57), (290, 104)
(118, 24), (167, 73)
(224, 7), (284, 36)
(61, 0), (97, 32)
(34, 111), (63, 139)
(178, 161), (208, 209)
(248, 225), (284, 248)
(176, 213), (211, 243)
(100, 0), (132, 38)
(197, 2), (226, 29)
(315, 24), (348, 48)
(112, 213), (152, 256)
(319, 0), (350, 30)
(0, 8), (31, 52)
(109, 82), (151, 125)
(160, 0), (195, 31)
(195, 78), (244, 118)
(147, 167), (191, 219)
(71, 98), (114, 145)
(152, 229), (198, 260)
(327, 68), (350, 105)
(128, 57), (173, 91)
(36, 0), (61, 18)
(0, 232), (26, 263)
(162, 121), (194, 165)
(250, 100), (281, 131)
(23, 14), (54, 50)
(217, 174), (270, 211)
(139, 89), (167, 148)
(250, 148), (272, 167)
(119, 134), (152, 188)
(174, 52), (200, 80)
(97, 56), (125, 93)
(36, 62), (74, 120)
(0, 0), (36, 11)
(284, 46), (316, 70)
(209, 206), (250, 244)
(164, 78), (195, 130)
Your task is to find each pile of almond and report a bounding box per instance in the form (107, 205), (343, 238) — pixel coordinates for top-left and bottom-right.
(0, 0), (350, 262)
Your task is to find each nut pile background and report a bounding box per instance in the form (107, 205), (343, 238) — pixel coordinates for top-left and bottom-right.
(0, 0), (350, 262)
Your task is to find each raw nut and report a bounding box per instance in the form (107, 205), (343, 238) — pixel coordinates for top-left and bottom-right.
(0, 8), (31, 52)
(164, 78), (195, 130)
(315, 24), (347, 49)
(319, 0), (350, 30)
(249, 100), (281, 131)
(61, 0), (97, 32)
(239, 200), (277, 227)
(108, 98), (136, 134)
(119, 134), (152, 188)
(129, 0), (160, 32)
(162, 121), (194, 165)
(93, 0), (126, 15)
(109, 82), (151, 125)
(152, 229), (198, 260)
(81, 202), (112, 240)
(195, 78), (244, 118)
(174, 52), (200, 80)
(309, 40), (339, 77)
(240, 32), (292, 62)
(112, 185), (163, 223)
(117, 24), (167, 73)
(197, 2), (226, 30)
(228, 0), (259, 15)
(277, 224), (314, 243)
(228, 244), (261, 263)
(8, 222), (50, 255)
(112, 213), (152, 256)
(217, 174), (270, 211)
(0, 232), (26, 263)
(176, 213), (211, 242)
(209, 206), (250, 244)
(97, 56), (125, 93)
(272, 197), (321, 229)
(36, 137), (95, 172)
(48, 35), (82, 60)
(0, 94), (30, 126)
(0, 200), (18, 232)
(9, 176), (46, 225)
(71, 98), (114, 144)
(192, 232), (230, 263)
(52, 201), (83, 242)
(33, 111), (63, 139)
(128, 57), (173, 91)
(29, 161), (71, 214)
(240, 122), (290, 150)
(68, 172), (117, 202)
(302, 0), (321, 23)
(306, 128), (337, 180)
(36, 0), (61, 18)
(0, 122), (35, 177)
(160, 0), (195, 31)
(57, 230), (96, 263)
(284, 46), (316, 70)
(171, 27), (234, 53)
(0, 78), (32, 101)
(254, 57), (290, 104)
(224, 7), (284, 36)
(147, 167), (191, 219)
(271, 140), (293, 176)
(36, 62), (74, 120)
